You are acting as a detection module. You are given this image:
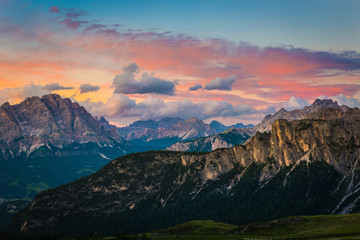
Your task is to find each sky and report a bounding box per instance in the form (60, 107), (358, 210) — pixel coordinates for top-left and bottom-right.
(0, 0), (360, 126)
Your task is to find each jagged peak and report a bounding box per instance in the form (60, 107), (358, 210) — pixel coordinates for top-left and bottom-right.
(0, 102), (10, 108)
(187, 117), (202, 123)
(277, 108), (288, 114)
(223, 126), (237, 133)
(310, 98), (339, 108)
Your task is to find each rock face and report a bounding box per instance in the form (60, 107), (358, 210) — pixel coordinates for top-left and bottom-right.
(0, 94), (122, 159)
(159, 118), (217, 140)
(255, 99), (349, 132)
(13, 107), (360, 236)
(167, 127), (254, 152)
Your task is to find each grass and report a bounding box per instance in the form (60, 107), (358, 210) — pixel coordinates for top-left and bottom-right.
(155, 220), (238, 235)
(238, 213), (360, 239)
(105, 213), (360, 240)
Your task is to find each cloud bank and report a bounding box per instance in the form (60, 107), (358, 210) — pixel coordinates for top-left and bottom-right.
(80, 83), (100, 93)
(83, 93), (273, 121)
(0, 83), (72, 105)
(189, 84), (203, 91)
(204, 76), (236, 91)
(112, 63), (176, 95)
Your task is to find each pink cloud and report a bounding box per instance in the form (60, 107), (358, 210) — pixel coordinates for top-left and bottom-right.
(49, 6), (60, 13)
(1, 5), (360, 118)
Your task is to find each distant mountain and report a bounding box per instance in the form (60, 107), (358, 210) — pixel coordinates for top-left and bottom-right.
(0, 94), (122, 154)
(159, 118), (217, 140)
(128, 117), (184, 129)
(167, 127), (254, 152)
(12, 106), (360, 236)
(209, 120), (227, 133)
(254, 99), (349, 132)
(231, 122), (254, 129)
(210, 120), (254, 133)
(118, 118), (216, 143)
(95, 116), (117, 131)
(0, 94), (126, 200)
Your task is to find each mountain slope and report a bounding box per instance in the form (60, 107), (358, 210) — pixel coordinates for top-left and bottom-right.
(11, 107), (360, 236)
(0, 94), (126, 200)
(166, 127), (254, 152)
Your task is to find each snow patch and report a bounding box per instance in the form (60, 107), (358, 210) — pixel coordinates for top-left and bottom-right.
(99, 153), (110, 160)
(27, 143), (45, 156)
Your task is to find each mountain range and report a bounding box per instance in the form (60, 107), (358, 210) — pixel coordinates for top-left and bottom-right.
(167, 127), (254, 152)
(209, 120), (254, 133)
(10, 101), (360, 236)
(0, 94), (250, 201)
(0, 95), (127, 201)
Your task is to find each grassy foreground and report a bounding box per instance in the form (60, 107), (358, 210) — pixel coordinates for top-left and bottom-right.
(107, 213), (360, 240)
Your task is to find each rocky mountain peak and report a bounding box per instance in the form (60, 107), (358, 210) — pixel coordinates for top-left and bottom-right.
(311, 98), (339, 108)
(254, 98), (348, 132)
(187, 117), (201, 123)
(277, 108), (287, 113)
(0, 94), (121, 158)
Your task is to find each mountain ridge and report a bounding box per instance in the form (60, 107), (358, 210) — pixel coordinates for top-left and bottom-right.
(166, 127), (254, 152)
(254, 98), (350, 132)
(12, 106), (360, 235)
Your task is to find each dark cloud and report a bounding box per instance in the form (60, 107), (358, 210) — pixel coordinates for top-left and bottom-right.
(44, 83), (73, 91)
(49, 6), (60, 13)
(189, 84), (203, 91)
(80, 84), (100, 93)
(84, 24), (106, 32)
(64, 8), (88, 18)
(123, 62), (139, 73)
(112, 63), (176, 95)
(60, 18), (88, 30)
(204, 76), (236, 91)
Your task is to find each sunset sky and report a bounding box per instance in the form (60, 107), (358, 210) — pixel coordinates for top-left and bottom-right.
(1, 0), (360, 125)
